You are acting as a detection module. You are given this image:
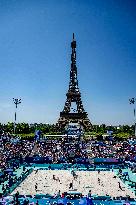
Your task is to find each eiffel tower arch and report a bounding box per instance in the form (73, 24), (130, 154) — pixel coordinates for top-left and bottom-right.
(57, 34), (92, 131)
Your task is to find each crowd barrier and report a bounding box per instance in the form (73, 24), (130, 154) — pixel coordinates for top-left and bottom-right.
(1, 194), (136, 205)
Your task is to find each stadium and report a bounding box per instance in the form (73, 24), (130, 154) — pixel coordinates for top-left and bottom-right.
(0, 127), (136, 205)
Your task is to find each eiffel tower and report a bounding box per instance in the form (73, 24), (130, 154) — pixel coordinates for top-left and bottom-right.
(57, 34), (92, 131)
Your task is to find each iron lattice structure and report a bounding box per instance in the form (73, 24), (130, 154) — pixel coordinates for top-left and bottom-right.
(57, 34), (92, 131)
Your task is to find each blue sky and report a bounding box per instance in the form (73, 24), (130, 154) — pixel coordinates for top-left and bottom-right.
(0, 0), (136, 125)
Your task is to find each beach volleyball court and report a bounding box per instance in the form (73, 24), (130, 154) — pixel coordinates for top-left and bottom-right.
(12, 170), (135, 198)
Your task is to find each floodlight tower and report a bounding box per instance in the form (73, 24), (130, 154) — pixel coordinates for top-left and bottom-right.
(13, 98), (21, 134)
(129, 98), (136, 137)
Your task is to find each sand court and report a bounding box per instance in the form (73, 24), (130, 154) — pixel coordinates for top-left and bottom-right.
(12, 170), (135, 198)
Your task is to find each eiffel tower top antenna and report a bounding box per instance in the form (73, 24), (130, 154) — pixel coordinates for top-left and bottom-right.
(73, 33), (75, 40)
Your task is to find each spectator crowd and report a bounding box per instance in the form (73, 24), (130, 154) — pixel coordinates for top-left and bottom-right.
(0, 132), (136, 173)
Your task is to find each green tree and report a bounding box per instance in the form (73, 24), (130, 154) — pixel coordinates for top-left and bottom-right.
(5, 122), (14, 133)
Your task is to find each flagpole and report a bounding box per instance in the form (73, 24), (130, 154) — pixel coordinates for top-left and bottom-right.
(134, 108), (136, 137)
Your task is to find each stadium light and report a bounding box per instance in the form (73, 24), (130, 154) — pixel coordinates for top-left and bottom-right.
(13, 98), (21, 134)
